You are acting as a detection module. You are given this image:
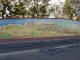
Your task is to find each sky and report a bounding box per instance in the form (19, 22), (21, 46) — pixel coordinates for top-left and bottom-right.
(49, 0), (65, 4)
(15, 0), (65, 4)
(51, 0), (65, 2)
(15, 0), (65, 3)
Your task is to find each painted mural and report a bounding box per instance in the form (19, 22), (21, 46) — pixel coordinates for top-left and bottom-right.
(0, 19), (80, 39)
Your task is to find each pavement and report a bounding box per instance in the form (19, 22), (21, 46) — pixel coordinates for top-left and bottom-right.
(0, 36), (80, 44)
(0, 43), (80, 60)
(0, 36), (80, 60)
(0, 37), (80, 53)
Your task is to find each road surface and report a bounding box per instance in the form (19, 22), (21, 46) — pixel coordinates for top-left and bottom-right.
(0, 36), (80, 54)
(0, 39), (80, 60)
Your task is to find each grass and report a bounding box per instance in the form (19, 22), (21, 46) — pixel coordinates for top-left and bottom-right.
(0, 32), (14, 39)
(0, 26), (80, 39)
(53, 22), (80, 30)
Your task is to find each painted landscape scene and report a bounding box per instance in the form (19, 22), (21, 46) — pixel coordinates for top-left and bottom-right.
(0, 19), (80, 39)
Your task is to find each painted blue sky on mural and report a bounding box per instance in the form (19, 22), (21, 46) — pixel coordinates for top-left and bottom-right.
(0, 19), (80, 26)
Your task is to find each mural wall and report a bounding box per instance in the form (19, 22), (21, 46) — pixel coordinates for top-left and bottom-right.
(0, 19), (80, 39)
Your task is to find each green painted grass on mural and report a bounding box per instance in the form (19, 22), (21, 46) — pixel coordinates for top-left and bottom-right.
(0, 32), (14, 39)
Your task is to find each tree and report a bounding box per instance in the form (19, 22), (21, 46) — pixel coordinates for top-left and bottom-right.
(38, 4), (49, 18)
(73, 0), (80, 21)
(2, 0), (7, 18)
(15, 1), (26, 18)
(28, 0), (49, 18)
(1, 0), (16, 18)
(49, 4), (62, 18)
(62, 0), (80, 20)
(6, 0), (14, 18)
(0, 1), (2, 18)
(62, 0), (75, 20)
(1, 0), (27, 18)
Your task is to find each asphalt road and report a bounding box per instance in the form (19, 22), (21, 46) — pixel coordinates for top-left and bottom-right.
(0, 37), (80, 60)
(0, 44), (80, 60)
(0, 38), (80, 54)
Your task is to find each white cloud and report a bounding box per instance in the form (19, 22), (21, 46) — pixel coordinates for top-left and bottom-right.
(61, 0), (65, 2)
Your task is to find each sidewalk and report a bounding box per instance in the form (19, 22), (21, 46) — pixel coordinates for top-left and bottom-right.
(0, 35), (80, 44)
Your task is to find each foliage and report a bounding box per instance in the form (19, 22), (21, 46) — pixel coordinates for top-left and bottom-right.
(1, 0), (27, 18)
(0, 0), (80, 20)
(13, 0), (26, 18)
(0, 32), (14, 39)
(1, 0), (50, 18)
(62, 0), (80, 20)
(28, 0), (49, 18)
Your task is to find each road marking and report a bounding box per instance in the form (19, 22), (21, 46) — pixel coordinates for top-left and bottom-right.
(0, 49), (39, 56)
(0, 43), (79, 55)
(55, 44), (78, 48)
